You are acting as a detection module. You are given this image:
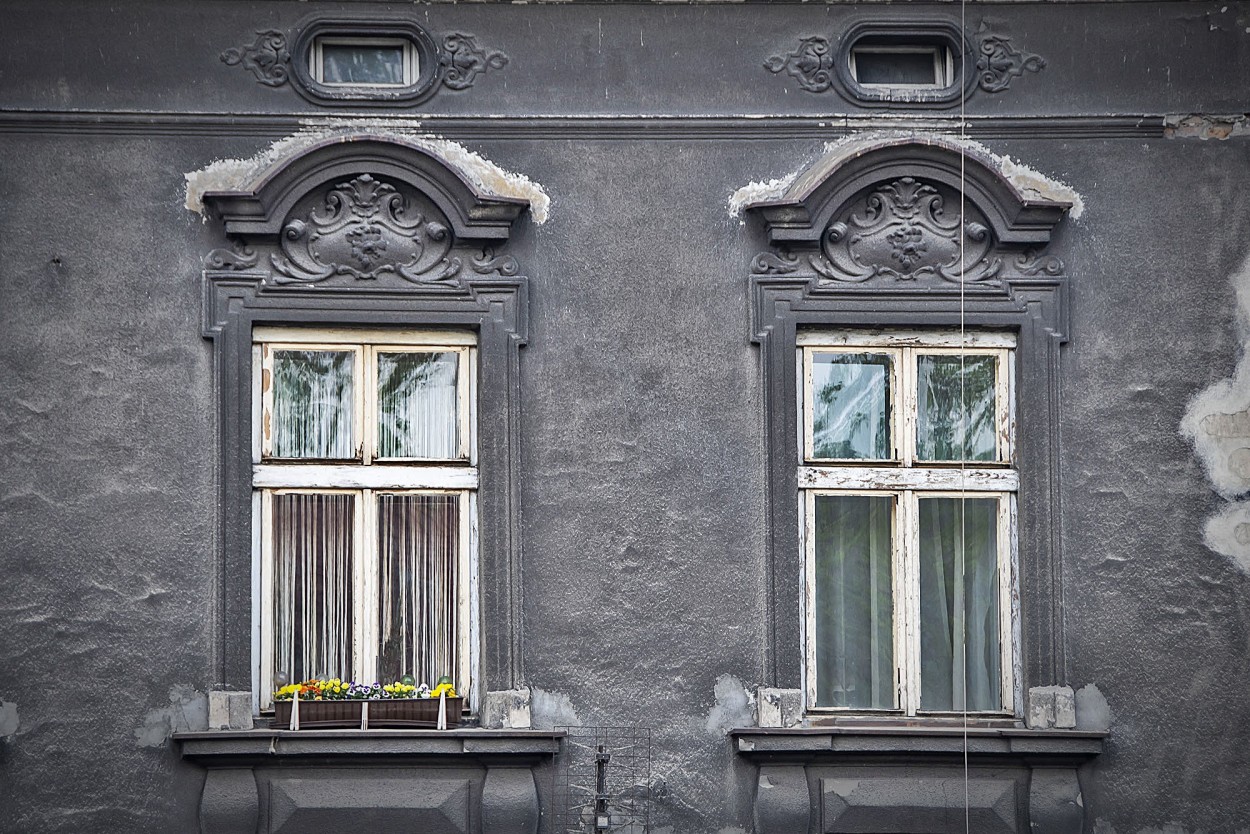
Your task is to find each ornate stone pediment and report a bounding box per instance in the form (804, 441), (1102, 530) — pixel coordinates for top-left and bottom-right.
(740, 136), (1074, 289)
(200, 136), (531, 292)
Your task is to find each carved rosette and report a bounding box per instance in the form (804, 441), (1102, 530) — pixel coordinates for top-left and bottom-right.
(814, 177), (1000, 284)
(272, 174), (460, 285)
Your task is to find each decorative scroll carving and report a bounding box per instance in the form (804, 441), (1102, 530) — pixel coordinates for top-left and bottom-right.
(817, 177), (1000, 284)
(751, 251), (802, 275)
(763, 36), (834, 93)
(272, 174), (460, 285)
(1015, 250), (1065, 276)
(220, 30), (290, 87)
(471, 249), (519, 277)
(441, 33), (508, 91)
(976, 29), (1046, 93)
(204, 244), (260, 271)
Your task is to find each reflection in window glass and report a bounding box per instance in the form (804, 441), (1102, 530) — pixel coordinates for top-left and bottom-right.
(272, 492), (355, 684)
(916, 354), (997, 461)
(376, 352), (459, 459)
(918, 497), (1000, 712)
(377, 493), (459, 686)
(812, 352), (892, 460)
(814, 495), (894, 709)
(321, 43), (406, 85)
(272, 350), (355, 459)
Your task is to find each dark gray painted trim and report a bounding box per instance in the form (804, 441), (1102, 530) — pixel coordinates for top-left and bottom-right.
(200, 137), (531, 695)
(178, 728), (564, 761)
(732, 726), (1105, 763)
(745, 140), (1071, 695)
(0, 109), (1170, 139)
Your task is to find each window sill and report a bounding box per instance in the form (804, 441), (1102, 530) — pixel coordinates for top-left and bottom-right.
(177, 727), (563, 764)
(732, 725), (1104, 763)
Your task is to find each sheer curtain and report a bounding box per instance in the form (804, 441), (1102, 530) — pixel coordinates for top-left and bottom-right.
(918, 497), (1000, 711)
(814, 495), (894, 709)
(376, 351), (459, 459)
(377, 493), (460, 685)
(273, 492), (355, 682)
(272, 350), (355, 459)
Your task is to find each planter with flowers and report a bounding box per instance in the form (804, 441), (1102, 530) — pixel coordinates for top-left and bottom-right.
(272, 677), (463, 730)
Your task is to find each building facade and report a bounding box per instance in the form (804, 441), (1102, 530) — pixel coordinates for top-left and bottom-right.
(3, 1), (1250, 831)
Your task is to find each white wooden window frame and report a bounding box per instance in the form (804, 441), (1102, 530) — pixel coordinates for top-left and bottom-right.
(848, 44), (955, 90)
(799, 330), (1019, 717)
(310, 36), (418, 88)
(251, 327), (477, 710)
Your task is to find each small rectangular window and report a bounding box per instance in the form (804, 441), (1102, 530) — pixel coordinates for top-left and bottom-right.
(312, 37), (417, 87)
(850, 46), (953, 89)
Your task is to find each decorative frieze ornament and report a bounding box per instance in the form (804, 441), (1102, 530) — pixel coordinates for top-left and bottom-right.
(976, 30), (1046, 93)
(219, 30), (290, 88)
(441, 33), (509, 91)
(813, 177), (1000, 284)
(272, 174), (460, 285)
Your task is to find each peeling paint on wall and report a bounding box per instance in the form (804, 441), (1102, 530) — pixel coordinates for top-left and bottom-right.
(704, 674), (753, 735)
(1182, 253), (1250, 572)
(183, 122), (551, 223)
(728, 131), (1084, 220)
(1164, 114), (1250, 140)
(1075, 683), (1112, 732)
(530, 687), (581, 730)
(0, 701), (18, 738)
(133, 685), (207, 748)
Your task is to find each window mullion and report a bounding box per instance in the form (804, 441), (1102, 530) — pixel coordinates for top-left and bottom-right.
(901, 490), (922, 716)
(259, 490), (275, 708)
(355, 489), (373, 684)
(900, 347), (916, 466)
(361, 345), (373, 465)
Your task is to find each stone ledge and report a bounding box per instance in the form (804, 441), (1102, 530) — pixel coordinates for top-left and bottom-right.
(177, 728), (564, 763)
(731, 726), (1105, 765)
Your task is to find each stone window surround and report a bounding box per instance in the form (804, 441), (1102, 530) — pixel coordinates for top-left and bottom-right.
(199, 135), (533, 709)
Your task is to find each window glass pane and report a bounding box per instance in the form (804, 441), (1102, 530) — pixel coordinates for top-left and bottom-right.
(854, 49), (939, 86)
(916, 354), (997, 462)
(272, 493), (355, 684)
(376, 351), (460, 459)
(813, 495), (894, 709)
(811, 352), (892, 460)
(321, 43), (406, 85)
(272, 349), (356, 459)
(377, 493), (460, 687)
(918, 497), (1001, 712)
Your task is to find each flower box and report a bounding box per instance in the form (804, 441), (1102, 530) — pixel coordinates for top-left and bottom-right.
(273, 696), (464, 730)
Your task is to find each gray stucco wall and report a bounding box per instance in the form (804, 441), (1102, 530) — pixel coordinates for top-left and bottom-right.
(2, 2), (1250, 832)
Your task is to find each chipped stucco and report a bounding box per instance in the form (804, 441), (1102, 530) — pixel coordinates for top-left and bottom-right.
(0, 701), (18, 738)
(1181, 252), (1250, 572)
(704, 674), (753, 735)
(133, 685), (207, 748)
(183, 122), (550, 223)
(530, 686), (581, 730)
(728, 131), (1084, 220)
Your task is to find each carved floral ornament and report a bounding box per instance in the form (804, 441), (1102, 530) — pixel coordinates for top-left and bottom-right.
(204, 173), (519, 286)
(750, 176), (1065, 285)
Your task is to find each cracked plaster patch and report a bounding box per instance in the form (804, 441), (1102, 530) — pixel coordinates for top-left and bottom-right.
(704, 674), (753, 735)
(134, 684), (207, 748)
(184, 122), (550, 223)
(0, 701), (18, 738)
(1182, 252), (1250, 572)
(728, 131), (1083, 220)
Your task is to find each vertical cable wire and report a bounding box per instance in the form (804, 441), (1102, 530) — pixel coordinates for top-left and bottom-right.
(959, 0), (971, 827)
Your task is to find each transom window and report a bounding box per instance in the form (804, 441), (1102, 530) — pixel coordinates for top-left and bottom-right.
(311, 36), (418, 87)
(800, 330), (1017, 716)
(253, 327), (476, 708)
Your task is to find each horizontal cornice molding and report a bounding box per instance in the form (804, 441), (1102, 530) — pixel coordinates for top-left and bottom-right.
(0, 109), (1168, 140)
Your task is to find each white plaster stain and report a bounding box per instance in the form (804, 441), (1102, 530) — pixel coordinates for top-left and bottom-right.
(0, 701), (18, 738)
(133, 684), (207, 748)
(1182, 251), (1250, 572)
(530, 687), (581, 730)
(704, 674), (752, 735)
(728, 131), (1084, 220)
(184, 122), (550, 223)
